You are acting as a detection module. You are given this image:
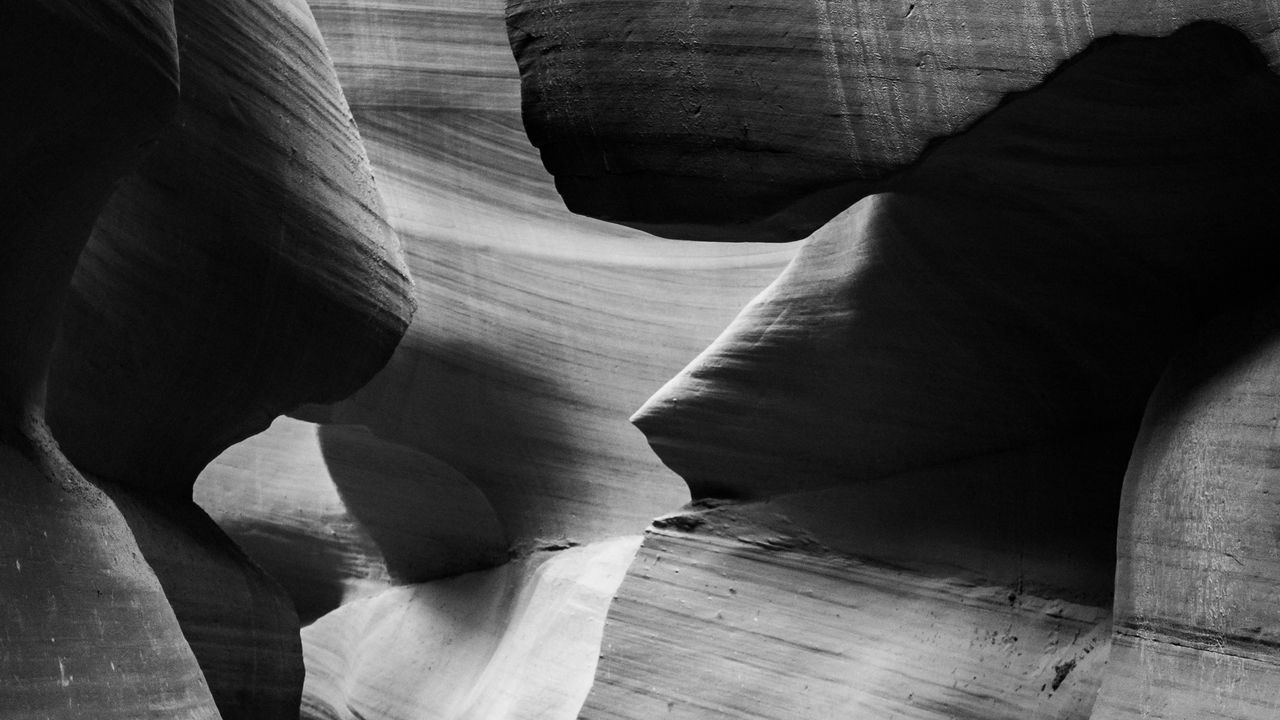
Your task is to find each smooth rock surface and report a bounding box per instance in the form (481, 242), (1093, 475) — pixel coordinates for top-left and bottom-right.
(47, 0), (415, 493)
(106, 485), (304, 720)
(190, 5), (795, 719)
(508, 0), (1280, 239)
(0, 444), (220, 720)
(196, 417), (507, 623)
(0, 0), (177, 428)
(586, 526), (1110, 720)
(636, 25), (1280, 503)
(1094, 302), (1280, 719)
(606, 25), (1280, 720)
(301, 537), (641, 720)
(201, 0), (794, 577)
(305, 0), (792, 550)
(2, 1), (414, 717)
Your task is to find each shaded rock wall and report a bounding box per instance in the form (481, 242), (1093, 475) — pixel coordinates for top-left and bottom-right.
(198, 0), (793, 622)
(586, 22), (1280, 720)
(637, 24), (1280, 503)
(192, 7), (1280, 720)
(0, 4), (214, 717)
(9, 1), (1280, 719)
(2, 1), (413, 718)
(194, 2), (797, 718)
(0, 446), (220, 720)
(301, 537), (641, 720)
(1095, 301), (1280, 718)
(105, 486), (304, 720)
(507, 0), (1280, 240)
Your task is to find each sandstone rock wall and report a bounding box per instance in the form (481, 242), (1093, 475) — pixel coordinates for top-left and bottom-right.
(1, 1), (413, 718)
(508, 0), (1280, 240)
(7, 0), (1280, 718)
(1096, 301), (1280, 718)
(193, 3), (798, 717)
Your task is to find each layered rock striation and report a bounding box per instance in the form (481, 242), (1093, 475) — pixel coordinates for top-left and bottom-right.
(0, 0), (178, 437)
(1095, 301), (1280, 718)
(204, 8), (1280, 720)
(508, 0), (1280, 240)
(590, 23), (1280, 720)
(2, 1), (413, 718)
(189, 4), (797, 718)
(636, 24), (1280, 506)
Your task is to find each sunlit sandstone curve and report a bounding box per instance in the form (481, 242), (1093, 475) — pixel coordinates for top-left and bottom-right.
(192, 3), (797, 718)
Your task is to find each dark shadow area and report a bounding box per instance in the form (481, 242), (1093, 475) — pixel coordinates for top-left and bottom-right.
(42, 0), (412, 501)
(224, 523), (352, 626)
(319, 422), (509, 586)
(319, 335), (590, 556)
(634, 23), (1280, 605)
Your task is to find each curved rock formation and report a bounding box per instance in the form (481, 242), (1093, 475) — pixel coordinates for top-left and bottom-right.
(193, 2), (796, 717)
(187, 8), (1280, 720)
(0, 446), (221, 719)
(301, 537), (641, 720)
(200, 0), (794, 597)
(637, 22), (1280, 506)
(0, 0), (177, 435)
(12, 1), (1279, 719)
(104, 484), (304, 720)
(48, 0), (415, 491)
(507, 0), (1280, 240)
(0, 4), (214, 717)
(40, 0), (415, 714)
(196, 417), (508, 623)
(3, 1), (414, 718)
(595, 23), (1280, 720)
(1096, 301), (1280, 718)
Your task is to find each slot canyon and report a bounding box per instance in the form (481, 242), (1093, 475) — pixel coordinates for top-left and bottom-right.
(2, 1), (1280, 719)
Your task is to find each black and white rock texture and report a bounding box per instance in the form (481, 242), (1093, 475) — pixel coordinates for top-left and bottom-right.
(5, 1), (1280, 719)
(507, 0), (1280, 241)
(2, 1), (411, 718)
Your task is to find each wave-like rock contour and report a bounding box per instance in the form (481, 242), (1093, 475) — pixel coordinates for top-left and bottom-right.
(2, 1), (414, 717)
(507, 0), (1280, 239)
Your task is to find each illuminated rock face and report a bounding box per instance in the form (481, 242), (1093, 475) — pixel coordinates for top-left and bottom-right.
(1, 1), (411, 718)
(1096, 303), (1280, 719)
(0, 4), (206, 718)
(190, 3), (796, 718)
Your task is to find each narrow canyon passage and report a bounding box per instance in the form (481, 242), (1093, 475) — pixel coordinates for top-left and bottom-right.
(3, 2), (1280, 719)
